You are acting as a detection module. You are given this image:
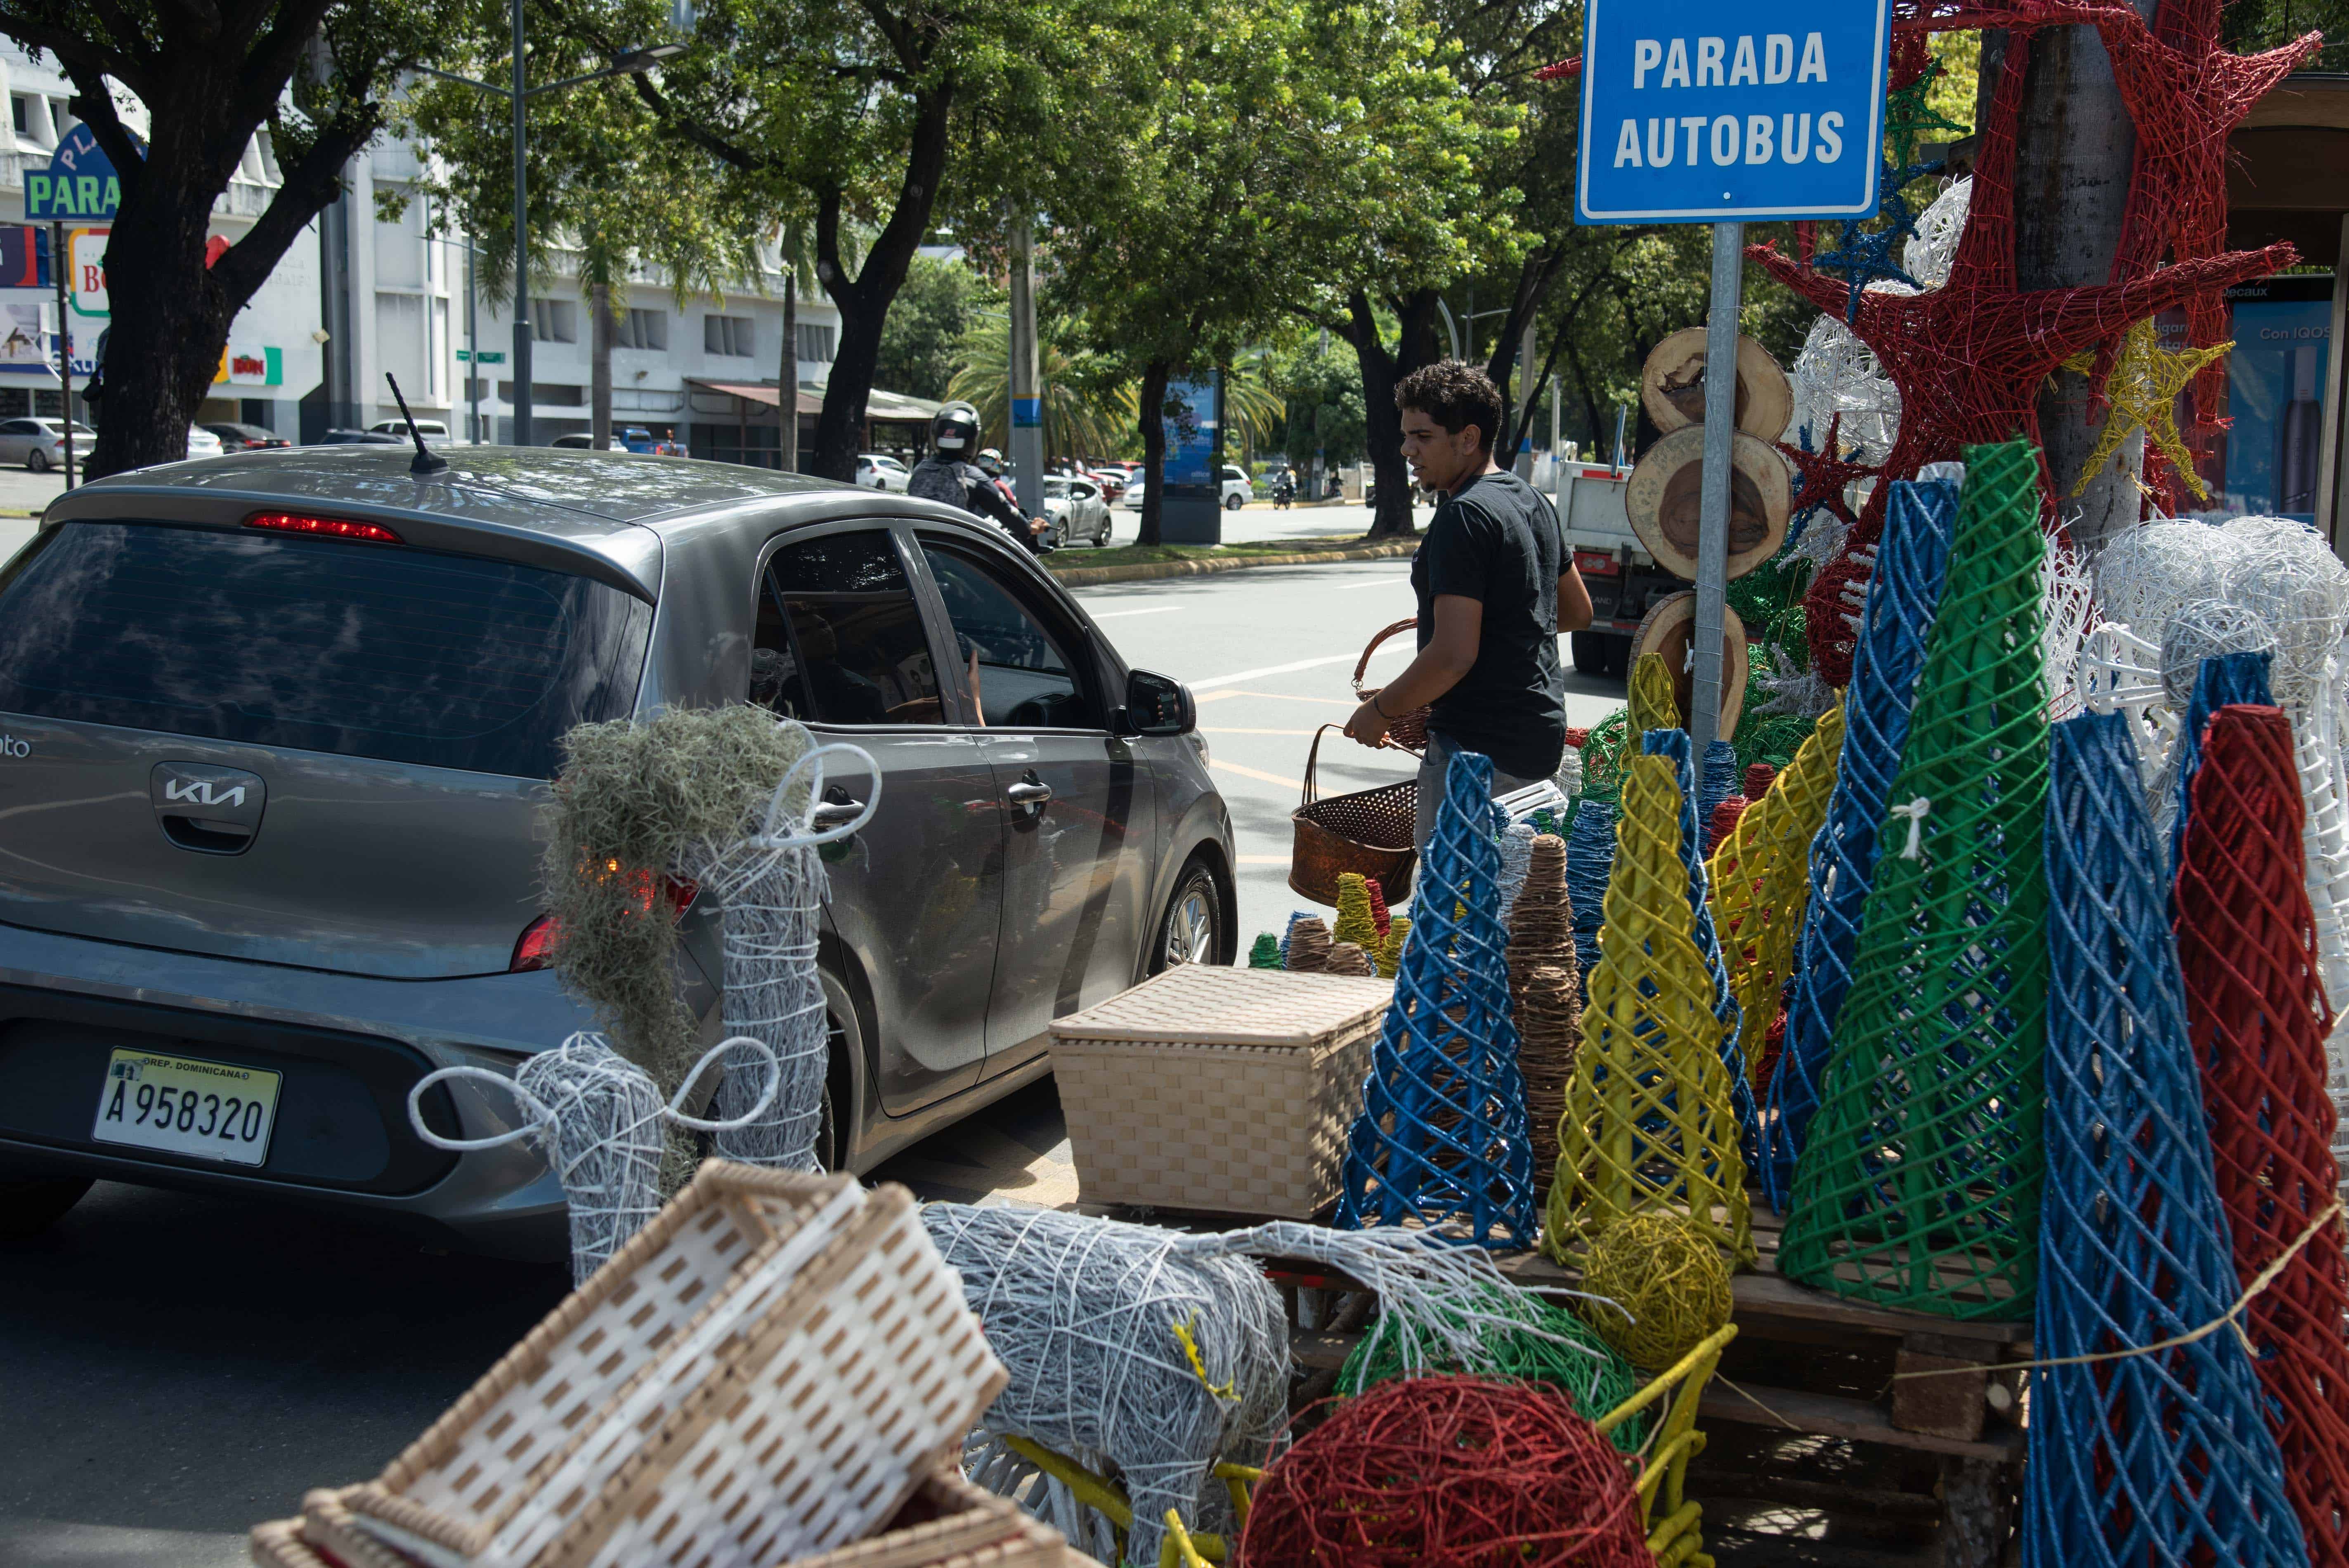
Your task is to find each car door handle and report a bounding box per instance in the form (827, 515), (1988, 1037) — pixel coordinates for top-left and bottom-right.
(1005, 780), (1053, 807)
(811, 798), (867, 827)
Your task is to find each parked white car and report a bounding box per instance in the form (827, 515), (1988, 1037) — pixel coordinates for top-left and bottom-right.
(1043, 475), (1113, 547)
(184, 427), (224, 459)
(0, 417), (95, 472)
(1120, 465), (1254, 512)
(550, 432), (629, 451)
(856, 453), (911, 492)
(368, 418), (453, 447)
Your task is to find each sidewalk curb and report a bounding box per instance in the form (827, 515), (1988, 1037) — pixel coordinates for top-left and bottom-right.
(1048, 539), (1415, 587)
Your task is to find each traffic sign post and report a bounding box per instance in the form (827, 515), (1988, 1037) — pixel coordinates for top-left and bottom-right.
(1574, 0), (1889, 750)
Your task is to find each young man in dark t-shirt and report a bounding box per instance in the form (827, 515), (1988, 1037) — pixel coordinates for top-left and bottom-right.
(1343, 361), (1593, 850)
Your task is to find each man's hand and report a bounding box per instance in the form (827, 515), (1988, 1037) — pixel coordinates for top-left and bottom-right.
(1344, 692), (1392, 750)
(1029, 517), (1048, 535)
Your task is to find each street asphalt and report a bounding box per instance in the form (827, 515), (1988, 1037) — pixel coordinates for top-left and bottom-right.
(0, 499), (1629, 1568)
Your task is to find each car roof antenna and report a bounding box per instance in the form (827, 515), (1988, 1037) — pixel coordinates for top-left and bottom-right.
(385, 373), (448, 476)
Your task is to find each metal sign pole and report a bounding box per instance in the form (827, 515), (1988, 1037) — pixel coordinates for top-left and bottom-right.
(52, 219), (72, 491)
(1689, 220), (1744, 754)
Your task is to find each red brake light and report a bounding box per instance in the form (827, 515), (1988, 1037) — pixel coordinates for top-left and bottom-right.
(511, 915), (558, 972)
(245, 512), (402, 544)
(1573, 550), (1619, 577)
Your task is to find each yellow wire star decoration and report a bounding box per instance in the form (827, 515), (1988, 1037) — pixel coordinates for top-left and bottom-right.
(2061, 318), (2231, 502)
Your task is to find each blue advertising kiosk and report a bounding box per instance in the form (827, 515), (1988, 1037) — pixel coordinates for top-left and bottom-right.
(1575, 0), (1888, 746)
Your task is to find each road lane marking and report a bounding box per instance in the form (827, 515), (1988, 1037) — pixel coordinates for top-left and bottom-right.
(1219, 691), (1359, 708)
(1087, 605), (1184, 619)
(1335, 575), (1415, 589)
(1210, 758), (1304, 789)
(1200, 727), (1319, 736)
(1190, 644), (1410, 691)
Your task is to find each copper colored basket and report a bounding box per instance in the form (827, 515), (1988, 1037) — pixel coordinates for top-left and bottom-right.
(1290, 723), (1419, 907)
(1353, 619), (1430, 751)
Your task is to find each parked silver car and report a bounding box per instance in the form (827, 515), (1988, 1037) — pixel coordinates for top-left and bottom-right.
(0, 449), (1234, 1255)
(0, 416), (95, 472)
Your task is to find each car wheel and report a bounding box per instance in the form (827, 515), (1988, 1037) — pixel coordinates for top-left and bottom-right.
(1223, 492), (1242, 511)
(1151, 858), (1225, 974)
(1570, 631), (1615, 676)
(0, 1174), (91, 1237)
(26, 448), (48, 473)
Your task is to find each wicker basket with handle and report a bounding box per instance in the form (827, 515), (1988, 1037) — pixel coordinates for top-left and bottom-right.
(339, 1162), (1006, 1568)
(1352, 618), (1430, 752)
(1289, 723), (1419, 907)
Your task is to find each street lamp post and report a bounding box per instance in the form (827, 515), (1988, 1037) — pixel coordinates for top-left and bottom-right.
(418, 39), (684, 446)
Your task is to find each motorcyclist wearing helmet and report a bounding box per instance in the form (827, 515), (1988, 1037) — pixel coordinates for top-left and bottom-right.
(910, 404), (1050, 552)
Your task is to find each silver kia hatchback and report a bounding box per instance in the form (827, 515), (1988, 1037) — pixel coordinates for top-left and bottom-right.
(0, 448), (1234, 1257)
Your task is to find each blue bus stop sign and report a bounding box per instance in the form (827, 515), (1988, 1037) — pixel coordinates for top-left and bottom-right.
(1576, 0), (1891, 225)
(26, 125), (135, 222)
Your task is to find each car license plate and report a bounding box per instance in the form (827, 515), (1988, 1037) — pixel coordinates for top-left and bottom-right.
(91, 1049), (281, 1167)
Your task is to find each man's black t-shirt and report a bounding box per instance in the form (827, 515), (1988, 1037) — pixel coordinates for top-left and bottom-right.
(1409, 469), (1566, 780)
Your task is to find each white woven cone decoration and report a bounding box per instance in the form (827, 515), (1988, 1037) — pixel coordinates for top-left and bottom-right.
(408, 1032), (779, 1284)
(679, 744), (881, 1171)
(2041, 538), (2098, 723)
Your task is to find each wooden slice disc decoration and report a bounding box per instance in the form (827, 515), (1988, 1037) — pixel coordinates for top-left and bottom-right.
(1631, 592), (1749, 742)
(1624, 427), (1792, 582)
(1638, 328), (1795, 442)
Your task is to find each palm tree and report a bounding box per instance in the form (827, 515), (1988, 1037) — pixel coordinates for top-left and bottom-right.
(1218, 347), (1287, 466)
(950, 321), (1135, 465)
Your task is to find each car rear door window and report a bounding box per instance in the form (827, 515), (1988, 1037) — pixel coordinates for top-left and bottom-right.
(755, 531), (944, 725)
(919, 542), (1092, 730)
(0, 521), (651, 777)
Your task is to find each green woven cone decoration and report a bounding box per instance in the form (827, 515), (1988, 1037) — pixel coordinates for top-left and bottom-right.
(1779, 437), (2052, 1321)
(1248, 933), (1282, 969)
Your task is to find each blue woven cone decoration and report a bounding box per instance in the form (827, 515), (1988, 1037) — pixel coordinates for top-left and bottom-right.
(2025, 711), (2307, 1568)
(1644, 728), (1753, 1151)
(1338, 746), (1538, 1249)
(1565, 797), (1616, 1002)
(1762, 478), (1958, 1209)
(1698, 737), (1740, 827)
(2172, 649), (2275, 876)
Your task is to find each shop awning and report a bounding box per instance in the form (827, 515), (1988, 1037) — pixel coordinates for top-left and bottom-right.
(684, 378), (944, 422)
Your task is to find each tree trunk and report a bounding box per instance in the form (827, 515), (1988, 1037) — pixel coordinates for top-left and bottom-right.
(1342, 287), (1444, 539)
(811, 87), (955, 482)
(1137, 359), (1170, 548)
(779, 268), (799, 472)
(2001, 11), (2152, 547)
(591, 278), (613, 450)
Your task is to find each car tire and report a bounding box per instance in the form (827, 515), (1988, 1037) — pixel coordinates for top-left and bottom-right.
(1223, 493), (1243, 511)
(26, 448), (48, 473)
(0, 1174), (91, 1237)
(1150, 858), (1226, 975)
(1570, 631), (1614, 676)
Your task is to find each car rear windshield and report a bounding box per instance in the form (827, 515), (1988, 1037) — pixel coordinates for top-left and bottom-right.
(0, 521), (651, 777)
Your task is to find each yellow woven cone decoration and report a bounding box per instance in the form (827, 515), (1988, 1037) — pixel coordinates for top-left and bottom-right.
(1628, 652), (1680, 735)
(1706, 702), (1848, 1066)
(1547, 752), (1754, 1265)
(1375, 915), (1411, 978)
(1332, 871), (1379, 952)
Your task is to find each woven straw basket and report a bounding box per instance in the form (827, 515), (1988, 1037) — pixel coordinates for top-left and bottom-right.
(258, 1472), (1095, 1568)
(1048, 965), (1393, 1218)
(339, 1163), (1006, 1568)
(1290, 724), (1419, 908)
(1352, 619), (1430, 750)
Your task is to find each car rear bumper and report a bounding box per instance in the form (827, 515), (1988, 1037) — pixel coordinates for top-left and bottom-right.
(0, 919), (597, 1260)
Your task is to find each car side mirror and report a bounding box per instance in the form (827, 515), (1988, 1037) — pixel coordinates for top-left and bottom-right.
(1123, 668), (1193, 736)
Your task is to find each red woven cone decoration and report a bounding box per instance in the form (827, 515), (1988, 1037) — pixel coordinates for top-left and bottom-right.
(1706, 796), (1749, 855)
(1241, 1377), (1651, 1568)
(1366, 876), (1392, 940)
(1752, 36), (2296, 686)
(1742, 763), (1777, 801)
(2175, 703), (2349, 1568)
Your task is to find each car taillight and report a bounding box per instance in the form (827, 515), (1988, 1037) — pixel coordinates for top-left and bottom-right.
(1573, 550), (1619, 576)
(511, 915), (558, 972)
(245, 511), (403, 543)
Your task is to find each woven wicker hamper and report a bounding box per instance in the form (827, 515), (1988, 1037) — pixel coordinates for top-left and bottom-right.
(1047, 966), (1393, 1218)
(267, 1474), (1103, 1568)
(338, 1163), (1007, 1568)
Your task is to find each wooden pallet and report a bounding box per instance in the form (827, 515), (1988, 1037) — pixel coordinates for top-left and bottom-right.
(1229, 1202), (2030, 1568)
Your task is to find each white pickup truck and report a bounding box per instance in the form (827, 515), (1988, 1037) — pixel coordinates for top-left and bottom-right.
(1554, 460), (1684, 678)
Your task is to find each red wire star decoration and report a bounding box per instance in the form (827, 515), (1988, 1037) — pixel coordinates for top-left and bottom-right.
(1777, 413), (1876, 539)
(2085, 0), (2322, 425)
(1750, 35), (2297, 685)
(1534, 56), (1582, 81)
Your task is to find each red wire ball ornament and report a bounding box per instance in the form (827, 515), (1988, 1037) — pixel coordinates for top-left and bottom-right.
(1240, 1376), (1652, 1568)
